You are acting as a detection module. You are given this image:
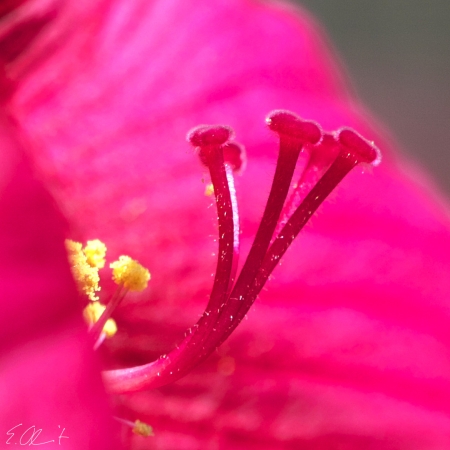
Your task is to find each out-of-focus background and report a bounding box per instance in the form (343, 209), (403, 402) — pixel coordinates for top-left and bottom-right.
(298, 0), (450, 195)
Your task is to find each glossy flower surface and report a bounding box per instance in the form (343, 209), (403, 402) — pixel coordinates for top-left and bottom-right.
(2, 0), (450, 448)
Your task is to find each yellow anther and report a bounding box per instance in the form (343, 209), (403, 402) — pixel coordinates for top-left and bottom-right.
(110, 256), (150, 292)
(65, 239), (100, 301)
(83, 302), (117, 338)
(83, 239), (107, 269)
(204, 183), (214, 196)
(83, 300), (104, 324)
(103, 318), (118, 338)
(132, 420), (154, 437)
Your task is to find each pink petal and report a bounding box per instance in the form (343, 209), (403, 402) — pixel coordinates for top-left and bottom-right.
(0, 110), (120, 447)
(5, 0), (450, 448)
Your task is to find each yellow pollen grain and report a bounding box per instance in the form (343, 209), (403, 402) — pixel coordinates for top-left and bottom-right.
(83, 302), (117, 338)
(110, 256), (150, 292)
(103, 318), (118, 338)
(204, 183), (214, 196)
(65, 239), (100, 301)
(83, 239), (107, 269)
(132, 420), (154, 437)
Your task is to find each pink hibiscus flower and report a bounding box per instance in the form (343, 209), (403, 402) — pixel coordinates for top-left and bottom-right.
(2, 0), (450, 449)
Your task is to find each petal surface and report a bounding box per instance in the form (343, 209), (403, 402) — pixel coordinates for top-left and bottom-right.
(0, 109), (120, 448)
(5, 0), (450, 448)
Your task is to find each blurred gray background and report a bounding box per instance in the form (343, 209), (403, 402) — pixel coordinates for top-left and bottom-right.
(298, 0), (450, 196)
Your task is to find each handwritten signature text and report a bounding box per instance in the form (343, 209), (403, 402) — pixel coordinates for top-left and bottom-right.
(6, 424), (68, 446)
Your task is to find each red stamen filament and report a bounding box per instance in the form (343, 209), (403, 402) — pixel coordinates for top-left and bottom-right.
(103, 126), (241, 391)
(168, 126), (240, 371)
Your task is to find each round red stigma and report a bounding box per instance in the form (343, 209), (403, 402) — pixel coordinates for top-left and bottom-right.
(337, 128), (382, 166)
(188, 124), (235, 169)
(266, 110), (322, 144)
(187, 124), (233, 148)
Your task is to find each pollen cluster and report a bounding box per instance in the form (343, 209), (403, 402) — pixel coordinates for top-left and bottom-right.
(83, 239), (107, 269)
(65, 240), (102, 301)
(132, 420), (154, 437)
(66, 239), (151, 345)
(110, 255), (151, 292)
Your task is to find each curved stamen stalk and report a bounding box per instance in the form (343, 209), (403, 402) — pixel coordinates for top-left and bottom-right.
(102, 126), (243, 392)
(160, 126), (240, 374)
(189, 125), (237, 318)
(167, 141), (245, 368)
(102, 113), (381, 394)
